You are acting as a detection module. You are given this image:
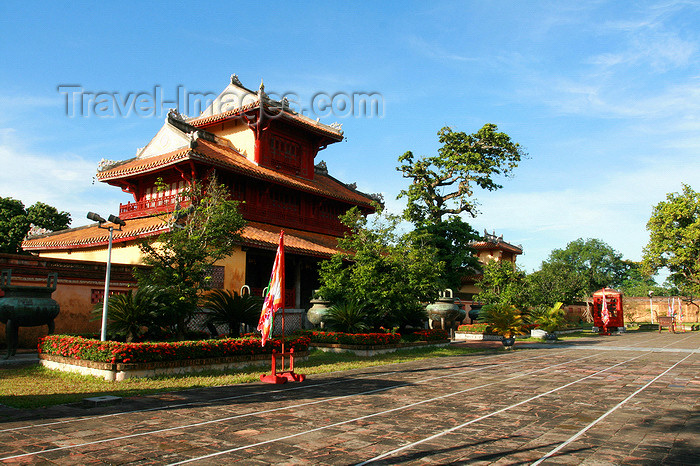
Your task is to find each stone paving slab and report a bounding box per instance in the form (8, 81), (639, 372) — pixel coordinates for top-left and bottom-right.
(0, 332), (698, 464)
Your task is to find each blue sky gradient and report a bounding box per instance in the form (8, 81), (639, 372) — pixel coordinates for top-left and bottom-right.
(2, 1), (699, 272)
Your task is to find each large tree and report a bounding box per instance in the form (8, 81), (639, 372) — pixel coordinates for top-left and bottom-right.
(546, 238), (629, 295)
(475, 260), (528, 310)
(397, 124), (526, 224)
(0, 197), (71, 253)
(397, 124), (525, 290)
(642, 184), (700, 295)
(525, 261), (587, 307)
(318, 206), (443, 330)
(136, 176), (246, 339)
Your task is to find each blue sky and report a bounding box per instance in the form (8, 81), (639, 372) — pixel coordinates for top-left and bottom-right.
(2, 0), (699, 272)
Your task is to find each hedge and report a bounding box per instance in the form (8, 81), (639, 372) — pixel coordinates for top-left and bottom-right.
(302, 329), (448, 345)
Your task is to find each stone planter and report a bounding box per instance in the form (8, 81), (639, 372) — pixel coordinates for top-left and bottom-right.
(39, 351), (309, 381)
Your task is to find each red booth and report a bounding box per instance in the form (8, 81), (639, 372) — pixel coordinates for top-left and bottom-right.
(592, 288), (624, 332)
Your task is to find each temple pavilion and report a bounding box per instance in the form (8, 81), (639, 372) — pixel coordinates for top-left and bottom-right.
(23, 76), (379, 309)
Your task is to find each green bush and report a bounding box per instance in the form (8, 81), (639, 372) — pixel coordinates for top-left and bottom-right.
(477, 303), (525, 338)
(325, 301), (370, 333)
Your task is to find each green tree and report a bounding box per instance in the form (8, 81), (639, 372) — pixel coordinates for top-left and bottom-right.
(318, 206), (442, 330)
(619, 261), (677, 297)
(407, 216), (480, 290)
(136, 176), (246, 339)
(546, 238), (629, 295)
(525, 261), (587, 307)
(397, 124), (526, 224)
(475, 260), (528, 310)
(0, 197), (71, 253)
(642, 184), (700, 296)
(397, 124), (525, 290)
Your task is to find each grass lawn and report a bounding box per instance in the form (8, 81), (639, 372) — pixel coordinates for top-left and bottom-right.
(0, 346), (485, 410)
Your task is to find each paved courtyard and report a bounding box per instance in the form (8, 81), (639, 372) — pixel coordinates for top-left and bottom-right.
(0, 332), (698, 465)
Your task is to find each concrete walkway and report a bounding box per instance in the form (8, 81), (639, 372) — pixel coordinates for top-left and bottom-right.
(1, 332), (698, 464)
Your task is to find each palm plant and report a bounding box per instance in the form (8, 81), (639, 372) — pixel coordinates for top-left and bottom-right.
(326, 301), (370, 334)
(533, 302), (565, 335)
(477, 303), (525, 339)
(92, 285), (167, 342)
(202, 290), (262, 337)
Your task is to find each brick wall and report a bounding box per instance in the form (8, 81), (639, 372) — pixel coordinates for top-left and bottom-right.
(0, 253), (141, 348)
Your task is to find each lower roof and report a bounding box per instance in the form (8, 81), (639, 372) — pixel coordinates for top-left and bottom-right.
(22, 216), (342, 259)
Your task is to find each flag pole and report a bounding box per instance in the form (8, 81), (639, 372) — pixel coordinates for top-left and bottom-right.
(259, 231), (305, 384)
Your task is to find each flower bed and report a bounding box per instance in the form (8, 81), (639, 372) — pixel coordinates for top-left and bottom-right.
(457, 323), (490, 333)
(39, 335), (310, 364)
(37, 335), (310, 381)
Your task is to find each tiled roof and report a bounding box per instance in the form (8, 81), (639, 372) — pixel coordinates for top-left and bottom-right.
(187, 100), (344, 141)
(22, 216), (170, 250)
(22, 217), (342, 258)
(470, 240), (523, 254)
(96, 138), (375, 208)
(241, 222), (340, 258)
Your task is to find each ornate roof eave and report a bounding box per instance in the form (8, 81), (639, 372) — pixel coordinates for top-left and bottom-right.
(187, 100), (344, 143)
(95, 140), (376, 209)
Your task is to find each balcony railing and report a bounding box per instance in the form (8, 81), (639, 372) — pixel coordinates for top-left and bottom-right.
(119, 194), (180, 219)
(120, 195), (346, 236)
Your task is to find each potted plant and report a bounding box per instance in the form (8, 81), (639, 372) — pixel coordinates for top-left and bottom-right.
(532, 302), (565, 341)
(477, 303), (524, 348)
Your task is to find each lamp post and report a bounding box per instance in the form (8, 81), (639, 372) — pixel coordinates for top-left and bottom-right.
(88, 212), (126, 341)
(648, 290), (654, 324)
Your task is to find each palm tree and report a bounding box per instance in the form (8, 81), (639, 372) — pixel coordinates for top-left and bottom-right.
(202, 290), (262, 337)
(92, 285), (167, 342)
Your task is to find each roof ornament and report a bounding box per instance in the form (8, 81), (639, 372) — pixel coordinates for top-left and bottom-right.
(97, 158), (118, 172)
(230, 74), (242, 86)
(167, 108), (186, 122)
(346, 182), (357, 190)
(258, 79), (267, 100)
(189, 131), (200, 149)
(281, 96), (289, 110)
(369, 192), (385, 204)
(329, 122), (344, 134)
(314, 160), (328, 175)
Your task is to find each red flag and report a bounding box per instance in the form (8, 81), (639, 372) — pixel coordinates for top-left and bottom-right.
(601, 291), (610, 326)
(257, 231), (285, 346)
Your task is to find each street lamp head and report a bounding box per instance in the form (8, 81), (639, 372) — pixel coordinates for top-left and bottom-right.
(648, 290), (654, 298)
(87, 212), (106, 223)
(108, 214), (126, 226)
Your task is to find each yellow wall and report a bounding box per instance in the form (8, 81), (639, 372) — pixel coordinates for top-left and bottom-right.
(38, 243), (147, 265)
(214, 120), (256, 161)
(214, 246), (247, 294)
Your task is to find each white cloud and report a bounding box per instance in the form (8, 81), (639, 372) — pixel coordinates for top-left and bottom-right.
(474, 155), (700, 271)
(0, 128), (129, 226)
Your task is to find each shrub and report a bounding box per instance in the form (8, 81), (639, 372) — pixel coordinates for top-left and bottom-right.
(303, 331), (401, 346)
(411, 329), (449, 341)
(531, 302), (565, 334)
(325, 301), (370, 333)
(91, 285), (171, 342)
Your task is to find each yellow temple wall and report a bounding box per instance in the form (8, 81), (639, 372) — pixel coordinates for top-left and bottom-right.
(214, 120), (256, 161)
(214, 246), (247, 295)
(37, 243), (149, 265)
